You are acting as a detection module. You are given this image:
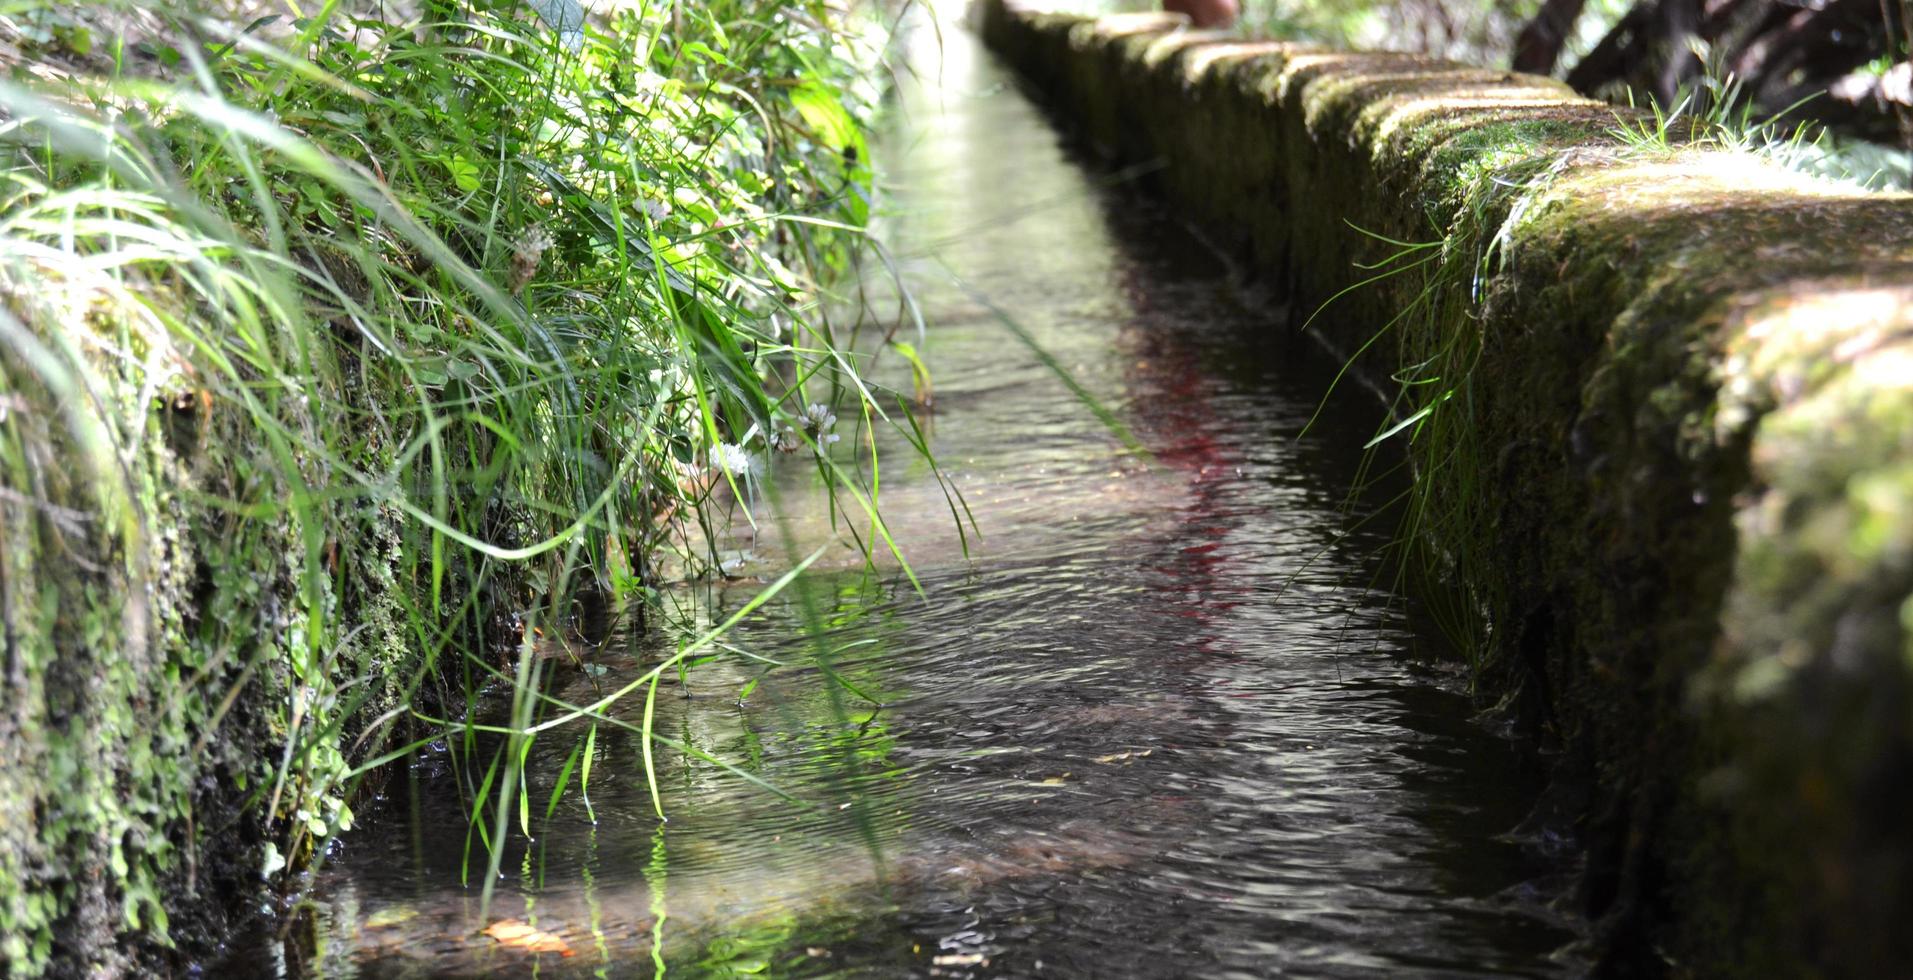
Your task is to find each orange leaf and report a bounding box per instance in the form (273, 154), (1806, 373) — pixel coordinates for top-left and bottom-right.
(482, 919), (575, 957)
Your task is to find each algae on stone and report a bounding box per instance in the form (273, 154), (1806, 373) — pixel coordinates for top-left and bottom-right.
(978, 1), (1913, 972)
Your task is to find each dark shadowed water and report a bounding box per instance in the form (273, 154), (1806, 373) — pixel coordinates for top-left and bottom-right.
(223, 9), (1582, 978)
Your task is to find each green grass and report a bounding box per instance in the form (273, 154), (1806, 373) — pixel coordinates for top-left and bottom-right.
(1306, 62), (1906, 677)
(1606, 67), (1910, 191)
(1303, 140), (1562, 670)
(0, 0), (932, 971)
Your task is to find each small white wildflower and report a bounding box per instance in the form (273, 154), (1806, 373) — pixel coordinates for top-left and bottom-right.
(801, 402), (834, 428)
(801, 402), (840, 444)
(711, 442), (754, 477)
(771, 424), (803, 454)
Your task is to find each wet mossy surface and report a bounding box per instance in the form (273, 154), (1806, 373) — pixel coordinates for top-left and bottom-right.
(0, 337), (418, 977)
(979, 2), (1913, 975)
(0, 249), (453, 971)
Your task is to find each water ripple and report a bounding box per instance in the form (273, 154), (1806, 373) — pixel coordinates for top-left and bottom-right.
(227, 10), (1584, 979)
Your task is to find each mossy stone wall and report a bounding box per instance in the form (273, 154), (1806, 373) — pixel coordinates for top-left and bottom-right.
(978, 2), (1913, 975)
(0, 312), (416, 977)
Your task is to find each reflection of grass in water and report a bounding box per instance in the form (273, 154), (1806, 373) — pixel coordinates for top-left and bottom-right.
(646, 822), (670, 975)
(425, 560), (919, 970)
(677, 905), (921, 978)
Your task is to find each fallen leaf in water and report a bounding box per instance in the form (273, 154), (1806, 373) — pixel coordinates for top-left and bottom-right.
(364, 906), (417, 929)
(482, 919), (574, 957)
(933, 952), (989, 966)
(1092, 749), (1152, 764)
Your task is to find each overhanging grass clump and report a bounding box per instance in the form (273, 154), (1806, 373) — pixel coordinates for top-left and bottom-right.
(0, 0), (915, 973)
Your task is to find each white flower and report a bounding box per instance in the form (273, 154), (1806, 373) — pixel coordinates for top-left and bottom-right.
(801, 402), (841, 445)
(771, 424), (802, 454)
(711, 442), (754, 477)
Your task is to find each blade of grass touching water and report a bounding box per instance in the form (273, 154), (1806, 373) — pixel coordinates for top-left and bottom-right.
(522, 546), (828, 736)
(580, 723), (598, 824)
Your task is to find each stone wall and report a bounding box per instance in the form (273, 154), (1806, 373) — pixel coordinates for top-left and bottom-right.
(976, 2), (1913, 975)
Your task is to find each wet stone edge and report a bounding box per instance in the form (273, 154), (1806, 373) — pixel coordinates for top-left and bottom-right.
(976, 2), (1913, 976)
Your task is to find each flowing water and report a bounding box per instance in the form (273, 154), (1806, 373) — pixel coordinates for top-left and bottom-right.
(226, 11), (1582, 978)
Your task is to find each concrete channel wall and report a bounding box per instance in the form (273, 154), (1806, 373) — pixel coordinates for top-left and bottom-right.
(975, 2), (1913, 975)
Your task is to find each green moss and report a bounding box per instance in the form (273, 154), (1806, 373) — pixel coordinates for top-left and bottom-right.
(0, 1), (893, 974)
(978, 0), (1913, 972)
(1673, 284), (1913, 973)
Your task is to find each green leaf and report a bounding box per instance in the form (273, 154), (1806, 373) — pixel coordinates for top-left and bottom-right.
(517, 738), (533, 838)
(789, 81), (856, 154)
(1362, 390), (1451, 449)
(445, 155), (481, 193)
(545, 740), (582, 821)
(580, 724), (597, 824)
(702, 7), (730, 49)
(260, 842), (286, 880)
(57, 26), (91, 58)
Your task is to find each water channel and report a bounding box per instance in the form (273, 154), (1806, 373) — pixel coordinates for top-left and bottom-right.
(226, 9), (1582, 977)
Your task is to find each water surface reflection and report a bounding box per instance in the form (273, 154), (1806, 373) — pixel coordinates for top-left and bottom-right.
(229, 9), (1580, 977)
